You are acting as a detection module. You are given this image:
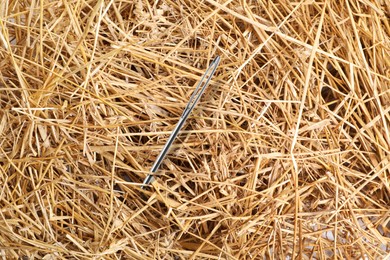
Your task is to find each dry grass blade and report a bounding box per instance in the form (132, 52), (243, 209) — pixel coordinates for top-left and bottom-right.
(0, 0), (389, 259)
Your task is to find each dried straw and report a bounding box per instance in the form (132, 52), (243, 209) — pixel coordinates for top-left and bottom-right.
(0, 0), (389, 259)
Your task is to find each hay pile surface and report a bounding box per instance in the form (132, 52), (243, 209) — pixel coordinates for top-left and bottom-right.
(0, 0), (389, 259)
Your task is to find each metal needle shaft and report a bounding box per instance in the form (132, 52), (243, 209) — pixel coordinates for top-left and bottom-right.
(142, 56), (220, 188)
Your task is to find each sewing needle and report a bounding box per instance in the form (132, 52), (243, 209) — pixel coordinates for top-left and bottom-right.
(141, 56), (220, 188)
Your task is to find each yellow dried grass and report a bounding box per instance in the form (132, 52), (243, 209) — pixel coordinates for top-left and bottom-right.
(0, 0), (389, 259)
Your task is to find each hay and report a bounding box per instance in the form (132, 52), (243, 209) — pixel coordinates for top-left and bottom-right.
(0, 0), (389, 259)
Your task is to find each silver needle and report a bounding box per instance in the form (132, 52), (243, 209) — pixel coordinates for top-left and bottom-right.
(141, 56), (220, 188)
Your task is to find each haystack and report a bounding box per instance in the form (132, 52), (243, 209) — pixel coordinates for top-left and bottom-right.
(0, 0), (389, 259)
